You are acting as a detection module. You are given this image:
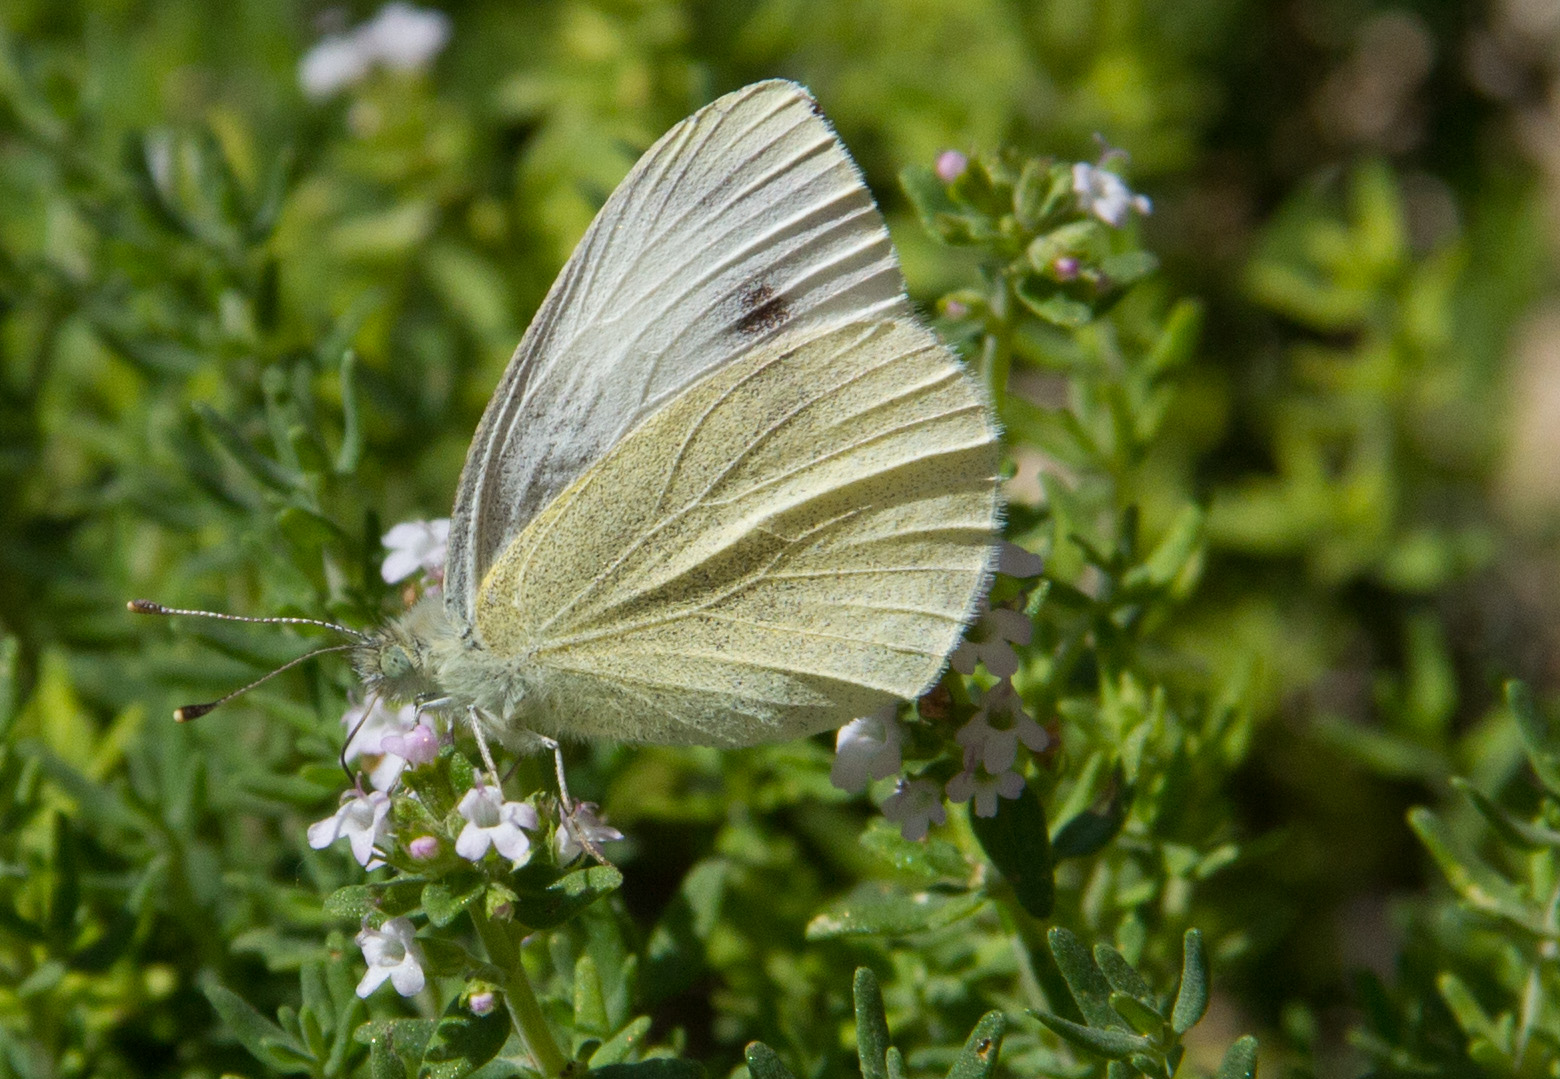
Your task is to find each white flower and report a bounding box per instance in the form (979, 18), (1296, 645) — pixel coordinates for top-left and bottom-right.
(341, 699), (421, 790)
(355, 916), (425, 998)
(299, 35), (371, 99)
(998, 541), (1043, 579)
(555, 802), (625, 864)
(359, 2), (452, 70)
(1072, 162), (1152, 228)
(881, 778), (947, 841)
(955, 681), (1049, 775)
(950, 605), (1032, 679)
(946, 767), (1026, 817)
(381, 518), (450, 585)
(830, 705), (904, 794)
(455, 784), (538, 867)
(308, 789), (392, 869)
(299, 2), (451, 100)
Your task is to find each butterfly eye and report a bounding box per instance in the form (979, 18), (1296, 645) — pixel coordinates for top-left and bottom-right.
(381, 645), (413, 680)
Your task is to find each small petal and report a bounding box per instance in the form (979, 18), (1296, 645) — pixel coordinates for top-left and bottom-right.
(998, 542), (1043, 578)
(881, 778), (947, 842)
(299, 35), (370, 99)
(555, 802), (625, 863)
(360, 2), (453, 69)
(830, 706), (903, 793)
(935, 150), (968, 183)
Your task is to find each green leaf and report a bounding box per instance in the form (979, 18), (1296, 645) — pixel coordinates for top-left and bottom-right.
(513, 865), (622, 930)
(1451, 777), (1560, 849)
(0, 635), (18, 738)
(416, 994), (511, 1079)
(201, 979), (313, 1074)
(574, 954), (608, 1036)
(744, 1043), (797, 1079)
(1145, 299), (1203, 376)
(591, 1060), (705, 1079)
(1109, 992), (1162, 1036)
(945, 1012), (1005, 1079)
(1052, 784), (1132, 861)
(590, 1017), (652, 1068)
(1408, 807), (1538, 929)
(195, 402), (301, 493)
(1171, 929), (1210, 1033)
(324, 880), (425, 920)
(853, 968), (892, 1079)
(967, 784), (1054, 918)
(424, 878), (486, 928)
(1100, 251), (1159, 288)
(1046, 928), (1120, 1030)
(1093, 946), (1153, 1005)
(336, 350), (364, 474)
(805, 884), (986, 939)
(1121, 506), (1205, 593)
(1509, 681), (1560, 794)
(1015, 277), (1093, 328)
(1029, 1012), (1150, 1059)
(859, 818), (969, 881)
(1214, 1035), (1259, 1079)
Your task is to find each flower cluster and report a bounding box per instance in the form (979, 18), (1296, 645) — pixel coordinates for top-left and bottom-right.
(831, 542), (1052, 841)
(1071, 143), (1152, 228)
(299, 2), (452, 100)
(305, 518), (621, 999)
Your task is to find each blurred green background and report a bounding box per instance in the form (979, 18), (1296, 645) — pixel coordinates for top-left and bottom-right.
(4, 0), (1560, 1076)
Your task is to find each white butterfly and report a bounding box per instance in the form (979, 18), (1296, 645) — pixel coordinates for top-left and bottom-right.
(143, 81), (1002, 759)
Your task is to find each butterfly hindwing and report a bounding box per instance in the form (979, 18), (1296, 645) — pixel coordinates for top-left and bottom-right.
(473, 320), (1000, 746)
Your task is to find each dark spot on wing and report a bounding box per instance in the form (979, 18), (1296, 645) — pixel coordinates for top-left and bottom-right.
(735, 281), (790, 336)
(807, 95), (825, 117)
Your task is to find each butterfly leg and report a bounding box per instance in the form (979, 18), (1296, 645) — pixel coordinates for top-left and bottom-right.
(538, 734), (617, 869)
(466, 704), (502, 786)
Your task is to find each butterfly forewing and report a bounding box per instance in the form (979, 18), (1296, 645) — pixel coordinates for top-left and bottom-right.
(473, 320), (1000, 746)
(447, 80), (912, 630)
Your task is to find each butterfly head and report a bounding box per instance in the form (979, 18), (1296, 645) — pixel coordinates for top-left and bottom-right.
(354, 597), (449, 705)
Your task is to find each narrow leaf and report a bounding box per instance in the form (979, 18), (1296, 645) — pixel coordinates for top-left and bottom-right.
(1509, 681), (1560, 793)
(745, 1043), (797, 1079)
(1171, 929), (1209, 1033)
(1215, 1035), (1259, 1079)
(854, 968), (892, 1079)
(1047, 928), (1120, 1029)
(945, 1012), (1005, 1079)
(590, 1017), (652, 1068)
(1094, 945), (1153, 1004)
(201, 980), (312, 1074)
(1029, 1012), (1150, 1059)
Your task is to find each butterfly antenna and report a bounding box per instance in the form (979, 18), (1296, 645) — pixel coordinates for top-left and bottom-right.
(171, 643), (358, 721)
(128, 599), (369, 641)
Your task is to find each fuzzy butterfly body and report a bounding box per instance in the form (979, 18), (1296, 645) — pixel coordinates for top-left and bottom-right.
(358, 80), (1002, 750)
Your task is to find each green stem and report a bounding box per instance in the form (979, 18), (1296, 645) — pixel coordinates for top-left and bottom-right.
(470, 908), (569, 1078)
